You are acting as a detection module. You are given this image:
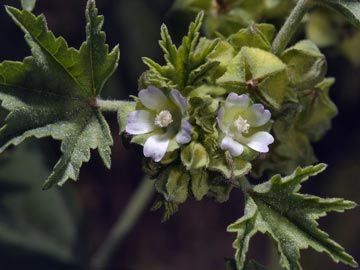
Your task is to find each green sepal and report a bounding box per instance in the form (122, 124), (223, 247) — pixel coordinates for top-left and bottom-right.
(166, 166), (190, 203)
(228, 164), (358, 270)
(281, 40), (327, 90)
(228, 23), (275, 52)
(208, 154), (252, 179)
(297, 78), (338, 141)
(321, 0), (360, 28)
(207, 175), (233, 203)
(181, 142), (209, 170)
(0, 1), (119, 189)
(116, 101), (136, 133)
(191, 170), (209, 201)
(217, 47), (288, 109)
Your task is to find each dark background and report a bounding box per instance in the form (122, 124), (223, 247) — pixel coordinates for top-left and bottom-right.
(0, 0), (359, 269)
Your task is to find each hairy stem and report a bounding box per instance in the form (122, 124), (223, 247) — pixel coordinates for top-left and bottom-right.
(272, 0), (313, 55)
(91, 177), (155, 268)
(96, 99), (129, 112)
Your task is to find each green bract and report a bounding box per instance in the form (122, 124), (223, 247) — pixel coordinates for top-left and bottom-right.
(0, 0), (119, 189)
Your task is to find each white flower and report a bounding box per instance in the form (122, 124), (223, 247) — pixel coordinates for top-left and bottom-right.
(217, 93), (274, 157)
(126, 86), (192, 162)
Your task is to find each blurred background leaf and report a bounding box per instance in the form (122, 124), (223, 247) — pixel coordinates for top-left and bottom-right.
(0, 141), (82, 268)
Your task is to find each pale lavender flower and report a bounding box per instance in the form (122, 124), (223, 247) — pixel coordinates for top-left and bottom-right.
(126, 86), (192, 162)
(217, 93), (274, 157)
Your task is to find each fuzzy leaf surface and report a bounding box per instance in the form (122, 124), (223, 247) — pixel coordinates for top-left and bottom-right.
(0, 1), (120, 189)
(142, 12), (220, 94)
(228, 164), (357, 270)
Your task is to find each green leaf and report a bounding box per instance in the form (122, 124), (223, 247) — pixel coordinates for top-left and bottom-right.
(142, 12), (220, 94)
(0, 0), (120, 189)
(0, 143), (80, 265)
(321, 0), (360, 28)
(21, 0), (36, 12)
(228, 164), (358, 270)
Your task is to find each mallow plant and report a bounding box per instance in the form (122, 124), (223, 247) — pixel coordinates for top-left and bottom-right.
(0, 0), (359, 269)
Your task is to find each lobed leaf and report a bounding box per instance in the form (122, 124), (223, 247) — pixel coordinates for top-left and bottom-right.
(0, 0), (120, 188)
(228, 164), (358, 270)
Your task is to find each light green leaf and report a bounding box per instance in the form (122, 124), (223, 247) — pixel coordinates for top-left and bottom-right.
(0, 0), (119, 189)
(142, 12), (220, 94)
(321, 0), (360, 28)
(21, 0), (36, 12)
(228, 164), (358, 270)
(0, 143), (80, 265)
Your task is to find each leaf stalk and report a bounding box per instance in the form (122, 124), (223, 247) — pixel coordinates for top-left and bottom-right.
(272, 0), (313, 55)
(91, 177), (155, 268)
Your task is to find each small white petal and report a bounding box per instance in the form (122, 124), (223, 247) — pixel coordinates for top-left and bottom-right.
(225, 93), (250, 108)
(143, 134), (170, 162)
(170, 89), (187, 114)
(246, 131), (274, 153)
(246, 104), (271, 127)
(216, 107), (225, 131)
(221, 136), (244, 157)
(139, 86), (169, 110)
(176, 119), (192, 144)
(126, 110), (156, 135)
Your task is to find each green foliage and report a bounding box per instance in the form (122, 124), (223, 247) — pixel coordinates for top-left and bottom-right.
(281, 40), (327, 90)
(0, 0), (119, 189)
(228, 164), (357, 270)
(142, 12), (220, 94)
(217, 46), (288, 109)
(321, 0), (360, 28)
(20, 0), (36, 12)
(0, 143), (80, 266)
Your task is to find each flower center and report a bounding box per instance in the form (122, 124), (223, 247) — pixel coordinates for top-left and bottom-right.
(154, 110), (173, 128)
(234, 115), (250, 133)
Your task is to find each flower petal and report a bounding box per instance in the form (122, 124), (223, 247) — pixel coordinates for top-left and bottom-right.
(139, 86), (170, 110)
(246, 131), (274, 153)
(176, 119), (192, 144)
(126, 110), (156, 135)
(246, 104), (271, 127)
(221, 136), (244, 157)
(170, 89), (187, 114)
(143, 134), (170, 162)
(225, 93), (250, 108)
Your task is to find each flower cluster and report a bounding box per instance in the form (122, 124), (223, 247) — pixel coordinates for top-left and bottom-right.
(126, 86), (274, 192)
